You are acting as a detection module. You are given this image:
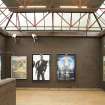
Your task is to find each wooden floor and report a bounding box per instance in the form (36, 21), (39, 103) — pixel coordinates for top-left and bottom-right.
(16, 88), (105, 105)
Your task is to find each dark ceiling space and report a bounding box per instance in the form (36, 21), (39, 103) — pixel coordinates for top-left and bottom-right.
(2, 0), (104, 12)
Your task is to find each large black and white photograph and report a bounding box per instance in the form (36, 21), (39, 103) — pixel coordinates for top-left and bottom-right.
(33, 54), (50, 80)
(57, 54), (76, 80)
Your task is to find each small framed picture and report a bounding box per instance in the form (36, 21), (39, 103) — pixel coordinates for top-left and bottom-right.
(11, 56), (27, 79)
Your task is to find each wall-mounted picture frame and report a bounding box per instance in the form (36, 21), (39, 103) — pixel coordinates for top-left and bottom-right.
(57, 54), (76, 80)
(103, 56), (105, 81)
(32, 54), (50, 81)
(11, 56), (27, 79)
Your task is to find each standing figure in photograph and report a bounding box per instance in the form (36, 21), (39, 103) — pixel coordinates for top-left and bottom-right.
(61, 54), (70, 80)
(35, 55), (48, 80)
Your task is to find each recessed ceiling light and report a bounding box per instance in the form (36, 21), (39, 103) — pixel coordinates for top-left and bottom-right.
(19, 5), (47, 9)
(60, 6), (87, 9)
(60, 6), (79, 9)
(81, 6), (87, 9)
(19, 6), (24, 8)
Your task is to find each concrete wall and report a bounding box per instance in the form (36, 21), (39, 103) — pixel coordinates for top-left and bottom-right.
(5, 36), (101, 88)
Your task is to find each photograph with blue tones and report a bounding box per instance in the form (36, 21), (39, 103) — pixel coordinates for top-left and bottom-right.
(57, 54), (76, 80)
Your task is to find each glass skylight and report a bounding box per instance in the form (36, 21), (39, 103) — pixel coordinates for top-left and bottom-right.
(0, 0), (105, 32)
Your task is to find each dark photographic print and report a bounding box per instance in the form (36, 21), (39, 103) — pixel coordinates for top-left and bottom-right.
(57, 54), (76, 80)
(33, 54), (50, 80)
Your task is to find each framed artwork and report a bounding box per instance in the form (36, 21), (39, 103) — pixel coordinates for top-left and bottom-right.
(11, 56), (27, 79)
(57, 54), (76, 80)
(103, 56), (105, 81)
(32, 54), (50, 80)
(0, 56), (1, 79)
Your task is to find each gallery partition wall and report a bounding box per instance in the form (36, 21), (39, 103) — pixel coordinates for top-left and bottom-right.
(3, 35), (101, 88)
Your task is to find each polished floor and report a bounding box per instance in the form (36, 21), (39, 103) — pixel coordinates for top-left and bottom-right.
(16, 88), (105, 105)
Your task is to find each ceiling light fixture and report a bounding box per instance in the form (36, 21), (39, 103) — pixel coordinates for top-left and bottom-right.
(12, 34), (17, 43)
(32, 34), (38, 43)
(12, 34), (16, 38)
(19, 5), (47, 9)
(60, 6), (87, 9)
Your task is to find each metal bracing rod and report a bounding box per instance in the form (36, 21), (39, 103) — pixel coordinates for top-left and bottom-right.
(98, 17), (105, 25)
(52, 12), (54, 31)
(43, 12), (45, 30)
(61, 13), (63, 30)
(16, 13), (20, 27)
(0, 10), (21, 31)
(0, 12), (11, 25)
(17, 13), (21, 29)
(57, 13), (70, 26)
(95, 13), (105, 25)
(25, 13), (28, 30)
(85, 13), (90, 36)
(88, 11), (105, 29)
(93, 13), (103, 30)
(5, 12), (13, 29)
(98, 17), (105, 26)
(34, 12), (37, 30)
(0, 3), (3, 6)
(16, 13), (18, 26)
(78, 13), (81, 30)
(0, 8), (6, 16)
(0, 16), (7, 25)
(99, 8), (105, 13)
(20, 13), (34, 26)
(86, 13), (91, 31)
(35, 13), (49, 26)
(0, 2), (4, 7)
(69, 13), (72, 30)
(72, 13), (87, 27)
(34, 12), (36, 26)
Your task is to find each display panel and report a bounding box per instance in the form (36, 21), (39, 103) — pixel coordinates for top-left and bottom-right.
(103, 56), (105, 81)
(57, 54), (76, 80)
(33, 54), (50, 80)
(11, 56), (27, 79)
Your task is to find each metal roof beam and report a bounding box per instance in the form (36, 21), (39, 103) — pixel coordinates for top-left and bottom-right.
(93, 13), (103, 31)
(5, 12), (13, 30)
